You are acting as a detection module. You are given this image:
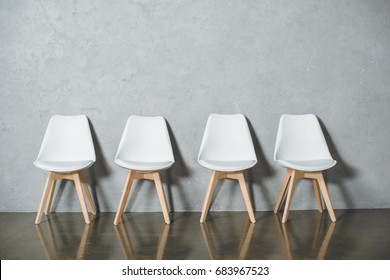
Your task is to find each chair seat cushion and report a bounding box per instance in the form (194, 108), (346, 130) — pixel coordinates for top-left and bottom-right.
(115, 159), (174, 171)
(276, 159), (336, 171)
(33, 160), (94, 173)
(198, 159), (256, 172)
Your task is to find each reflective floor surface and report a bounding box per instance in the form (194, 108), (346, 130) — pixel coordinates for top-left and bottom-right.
(1, 209), (390, 260)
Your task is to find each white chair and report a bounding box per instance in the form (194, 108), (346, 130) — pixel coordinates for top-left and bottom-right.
(198, 114), (257, 223)
(273, 114), (337, 223)
(34, 115), (96, 225)
(113, 116), (174, 225)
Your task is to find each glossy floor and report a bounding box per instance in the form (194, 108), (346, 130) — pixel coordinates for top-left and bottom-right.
(1, 210), (389, 260)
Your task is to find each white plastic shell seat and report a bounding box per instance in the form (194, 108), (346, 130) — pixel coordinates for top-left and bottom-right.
(114, 116), (174, 172)
(34, 115), (96, 225)
(273, 114), (337, 223)
(114, 116), (174, 225)
(198, 114), (257, 223)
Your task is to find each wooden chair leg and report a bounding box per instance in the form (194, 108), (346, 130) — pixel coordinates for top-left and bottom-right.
(35, 172), (56, 224)
(237, 172), (256, 223)
(313, 179), (323, 212)
(114, 170), (135, 225)
(200, 170), (219, 223)
(44, 179), (57, 215)
(73, 172), (91, 224)
(81, 182), (96, 215)
(316, 172), (337, 222)
(274, 169), (292, 213)
(153, 172), (171, 224)
(282, 170), (298, 223)
(79, 172), (96, 215)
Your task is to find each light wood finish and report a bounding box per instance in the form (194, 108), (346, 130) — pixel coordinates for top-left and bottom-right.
(114, 170), (136, 226)
(275, 168), (336, 223)
(114, 170), (171, 225)
(200, 170), (256, 223)
(35, 171), (96, 225)
(281, 170), (298, 223)
(36, 172), (56, 224)
(79, 172), (96, 215)
(273, 169), (292, 213)
(44, 179), (57, 215)
(200, 170), (219, 223)
(153, 172), (171, 225)
(237, 173), (256, 223)
(312, 179), (323, 212)
(316, 172), (337, 222)
(73, 172), (90, 224)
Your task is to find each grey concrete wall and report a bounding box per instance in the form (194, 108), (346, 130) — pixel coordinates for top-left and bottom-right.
(1, 0), (390, 213)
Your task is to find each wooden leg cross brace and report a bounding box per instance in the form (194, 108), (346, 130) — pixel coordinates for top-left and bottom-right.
(35, 171), (96, 225)
(200, 170), (256, 223)
(274, 169), (336, 223)
(114, 170), (171, 225)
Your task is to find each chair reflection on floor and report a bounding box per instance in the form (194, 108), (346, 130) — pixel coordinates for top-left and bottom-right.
(35, 215), (95, 259)
(115, 220), (170, 260)
(274, 213), (336, 260)
(200, 218), (255, 260)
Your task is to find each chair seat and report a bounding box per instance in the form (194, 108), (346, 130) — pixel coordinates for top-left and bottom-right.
(115, 159), (174, 171)
(33, 160), (94, 173)
(276, 159), (336, 171)
(198, 159), (257, 172)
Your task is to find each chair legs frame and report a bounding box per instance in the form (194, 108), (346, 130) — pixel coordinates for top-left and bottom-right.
(35, 171), (96, 225)
(274, 168), (336, 223)
(200, 170), (256, 224)
(114, 170), (171, 225)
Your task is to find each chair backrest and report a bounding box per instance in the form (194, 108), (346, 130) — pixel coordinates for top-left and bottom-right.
(198, 114), (257, 162)
(36, 115), (96, 162)
(115, 115), (174, 163)
(274, 114), (333, 161)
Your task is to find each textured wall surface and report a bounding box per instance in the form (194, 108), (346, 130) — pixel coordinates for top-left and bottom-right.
(1, 0), (390, 212)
